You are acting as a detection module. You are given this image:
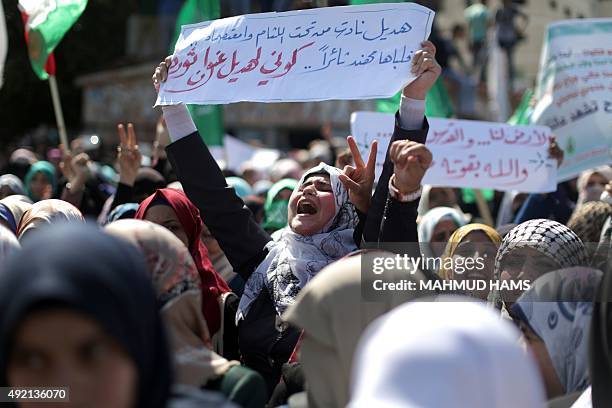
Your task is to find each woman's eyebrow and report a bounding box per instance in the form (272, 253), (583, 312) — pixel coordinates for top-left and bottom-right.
(161, 219), (179, 225)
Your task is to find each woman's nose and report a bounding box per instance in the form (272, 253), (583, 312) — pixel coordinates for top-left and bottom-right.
(303, 184), (316, 196)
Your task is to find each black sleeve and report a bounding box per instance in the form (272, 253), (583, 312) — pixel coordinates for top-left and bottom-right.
(166, 132), (271, 281)
(109, 182), (135, 211)
(361, 113), (429, 245)
(353, 208), (367, 247)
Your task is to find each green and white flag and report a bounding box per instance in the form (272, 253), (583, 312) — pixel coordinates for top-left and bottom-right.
(18, 0), (88, 80)
(171, 0), (224, 146)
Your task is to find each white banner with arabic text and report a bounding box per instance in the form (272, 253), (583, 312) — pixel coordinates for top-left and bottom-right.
(350, 112), (557, 193)
(156, 3), (434, 105)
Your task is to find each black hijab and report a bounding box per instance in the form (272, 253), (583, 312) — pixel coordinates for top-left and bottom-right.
(0, 223), (172, 408)
(590, 264), (612, 407)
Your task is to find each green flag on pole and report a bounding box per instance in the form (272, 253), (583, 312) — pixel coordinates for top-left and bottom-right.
(507, 88), (534, 125)
(171, 0), (224, 146)
(18, 0), (88, 80)
(375, 78), (454, 118)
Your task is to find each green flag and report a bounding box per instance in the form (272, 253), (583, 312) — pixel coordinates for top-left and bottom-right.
(376, 78), (454, 118)
(171, 0), (224, 146)
(18, 0), (88, 80)
(507, 88), (534, 125)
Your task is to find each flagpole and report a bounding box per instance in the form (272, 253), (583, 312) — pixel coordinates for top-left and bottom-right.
(474, 189), (494, 227)
(48, 75), (69, 149)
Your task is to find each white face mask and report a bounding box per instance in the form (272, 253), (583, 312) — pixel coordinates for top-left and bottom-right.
(583, 185), (604, 203)
(601, 190), (612, 205)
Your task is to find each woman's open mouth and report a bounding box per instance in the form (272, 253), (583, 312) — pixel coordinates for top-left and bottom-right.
(297, 199), (318, 215)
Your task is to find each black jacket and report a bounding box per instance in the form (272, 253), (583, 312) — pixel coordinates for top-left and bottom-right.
(166, 113), (429, 395)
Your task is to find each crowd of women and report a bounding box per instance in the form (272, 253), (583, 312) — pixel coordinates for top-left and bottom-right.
(0, 39), (610, 408)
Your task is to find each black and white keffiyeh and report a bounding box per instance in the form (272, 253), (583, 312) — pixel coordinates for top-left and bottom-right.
(237, 163), (358, 322)
(493, 219), (588, 280)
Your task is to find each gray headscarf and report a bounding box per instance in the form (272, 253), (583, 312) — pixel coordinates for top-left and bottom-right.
(0, 225), (19, 273)
(237, 163), (358, 322)
(0, 175), (25, 197)
(511, 267), (602, 393)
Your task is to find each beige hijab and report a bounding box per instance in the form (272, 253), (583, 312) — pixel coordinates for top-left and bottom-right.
(16, 199), (83, 240)
(105, 219), (237, 386)
(283, 252), (427, 408)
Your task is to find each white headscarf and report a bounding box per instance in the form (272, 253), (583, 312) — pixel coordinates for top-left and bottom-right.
(511, 267), (601, 394)
(349, 299), (546, 408)
(237, 163), (358, 322)
(418, 206), (468, 261)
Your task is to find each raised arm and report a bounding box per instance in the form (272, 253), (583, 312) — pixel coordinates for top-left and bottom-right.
(362, 41), (440, 244)
(153, 60), (271, 280)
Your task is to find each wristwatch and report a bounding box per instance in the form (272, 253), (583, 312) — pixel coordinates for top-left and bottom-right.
(388, 174), (422, 202)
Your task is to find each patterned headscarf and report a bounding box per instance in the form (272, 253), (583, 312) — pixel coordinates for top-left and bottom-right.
(16, 199), (84, 241)
(511, 267), (602, 394)
(494, 219), (588, 280)
(106, 219), (203, 307)
(105, 219), (239, 387)
(135, 189), (230, 336)
(438, 223), (501, 280)
(567, 201), (612, 247)
(237, 163), (358, 322)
